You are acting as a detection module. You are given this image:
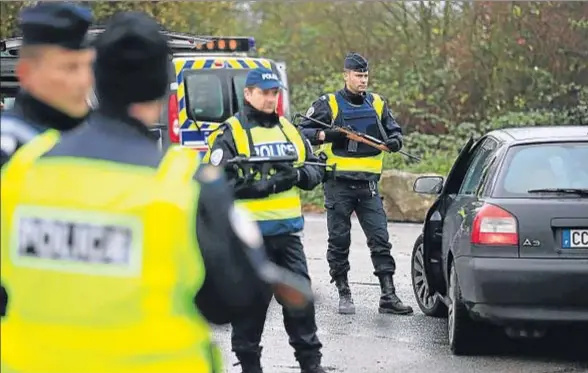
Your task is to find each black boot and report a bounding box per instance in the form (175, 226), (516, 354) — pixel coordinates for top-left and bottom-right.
(333, 275), (355, 314)
(300, 355), (327, 373)
(235, 348), (263, 373)
(378, 274), (413, 315)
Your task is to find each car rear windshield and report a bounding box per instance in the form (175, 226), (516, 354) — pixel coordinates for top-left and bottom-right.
(184, 69), (251, 123)
(494, 141), (588, 197)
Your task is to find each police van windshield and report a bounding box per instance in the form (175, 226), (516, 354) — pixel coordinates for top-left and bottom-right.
(184, 69), (252, 123)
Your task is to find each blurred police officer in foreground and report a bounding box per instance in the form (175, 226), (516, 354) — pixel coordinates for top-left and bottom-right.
(300, 53), (413, 316)
(0, 12), (293, 373)
(0, 2), (94, 168)
(204, 68), (326, 373)
(0, 1), (94, 319)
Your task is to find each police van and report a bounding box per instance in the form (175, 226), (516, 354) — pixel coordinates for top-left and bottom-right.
(1, 31), (291, 154)
(161, 33), (291, 153)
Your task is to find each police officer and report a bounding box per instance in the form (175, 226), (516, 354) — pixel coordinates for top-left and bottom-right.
(0, 2), (94, 168)
(204, 67), (326, 373)
(0, 12), (289, 373)
(299, 52), (413, 316)
(0, 1), (94, 318)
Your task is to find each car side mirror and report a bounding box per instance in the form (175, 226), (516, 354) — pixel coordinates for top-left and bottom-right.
(413, 176), (444, 195)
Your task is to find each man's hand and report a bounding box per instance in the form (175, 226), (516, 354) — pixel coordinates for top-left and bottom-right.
(385, 137), (402, 152)
(271, 163), (300, 194)
(233, 179), (276, 199)
(318, 129), (347, 142)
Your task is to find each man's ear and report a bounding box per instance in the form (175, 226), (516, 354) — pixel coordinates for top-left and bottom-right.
(15, 59), (32, 88)
(343, 71), (349, 83)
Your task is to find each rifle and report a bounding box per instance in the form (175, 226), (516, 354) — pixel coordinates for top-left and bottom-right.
(226, 153), (335, 183)
(294, 113), (421, 162)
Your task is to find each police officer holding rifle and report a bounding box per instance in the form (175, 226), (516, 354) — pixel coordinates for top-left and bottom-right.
(299, 52), (414, 316)
(204, 67), (327, 373)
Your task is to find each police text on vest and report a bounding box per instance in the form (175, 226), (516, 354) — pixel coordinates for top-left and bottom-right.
(18, 217), (133, 266)
(254, 141), (297, 157)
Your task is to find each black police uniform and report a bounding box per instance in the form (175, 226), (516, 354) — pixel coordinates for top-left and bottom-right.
(300, 53), (413, 315)
(0, 2), (93, 317)
(209, 101), (326, 373)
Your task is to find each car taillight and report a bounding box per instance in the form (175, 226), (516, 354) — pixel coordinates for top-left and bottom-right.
(168, 93), (180, 143)
(276, 91), (284, 117)
(471, 203), (518, 246)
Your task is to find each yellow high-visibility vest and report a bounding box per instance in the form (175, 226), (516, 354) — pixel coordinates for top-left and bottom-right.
(205, 115), (306, 236)
(1, 133), (222, 373)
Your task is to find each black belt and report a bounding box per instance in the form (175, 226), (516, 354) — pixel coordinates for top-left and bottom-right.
(336, 179), (376, 191)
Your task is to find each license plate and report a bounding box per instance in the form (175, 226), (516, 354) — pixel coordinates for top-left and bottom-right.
(562, 229), (588, 249)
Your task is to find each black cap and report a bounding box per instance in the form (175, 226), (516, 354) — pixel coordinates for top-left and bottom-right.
(344, 52), (369, 73)
(94, 12), (170, 108)
(19, 2), (93, 50)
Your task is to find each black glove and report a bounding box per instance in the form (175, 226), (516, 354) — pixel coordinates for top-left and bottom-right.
(385, 137), (402, 152)
(322, 129), (346, 143)
(271, 163), (300, 194)
(233, 179), (275, 199)
(223, 163), (240, 178)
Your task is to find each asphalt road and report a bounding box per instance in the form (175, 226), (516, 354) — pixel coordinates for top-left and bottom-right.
(212, 214), (588, 373)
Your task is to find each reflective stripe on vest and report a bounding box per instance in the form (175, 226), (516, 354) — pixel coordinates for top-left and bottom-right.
(0, 141), (219, 373)
(319, 93), (385, 175)
(226, 115), (306, 236)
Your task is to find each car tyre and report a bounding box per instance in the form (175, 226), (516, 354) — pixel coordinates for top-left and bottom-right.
(448, 261), (485, 355)
(411, 234), (447, 317)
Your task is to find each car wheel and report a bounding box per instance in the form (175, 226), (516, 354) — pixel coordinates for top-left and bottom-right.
(447, 261), (482, 355)
(411, 234), (447, 317)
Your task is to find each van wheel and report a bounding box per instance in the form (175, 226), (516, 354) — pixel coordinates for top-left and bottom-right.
(411, 234), (447, 317)
(447, 261), (481, 355)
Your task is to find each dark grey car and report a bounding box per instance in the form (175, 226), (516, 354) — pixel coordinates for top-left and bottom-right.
(410, 126), (588, 355)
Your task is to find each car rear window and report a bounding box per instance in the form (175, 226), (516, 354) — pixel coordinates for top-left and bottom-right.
(494, 142), (588, 197)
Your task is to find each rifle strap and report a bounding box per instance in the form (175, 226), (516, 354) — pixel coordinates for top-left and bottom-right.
(366, 93), (389, 142)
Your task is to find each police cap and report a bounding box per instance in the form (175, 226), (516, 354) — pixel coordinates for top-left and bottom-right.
(19, 2), (93, 50)
(245, 67), (285, 90)
(94, 12), (169, 107)
(344, 52), (369, 73)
